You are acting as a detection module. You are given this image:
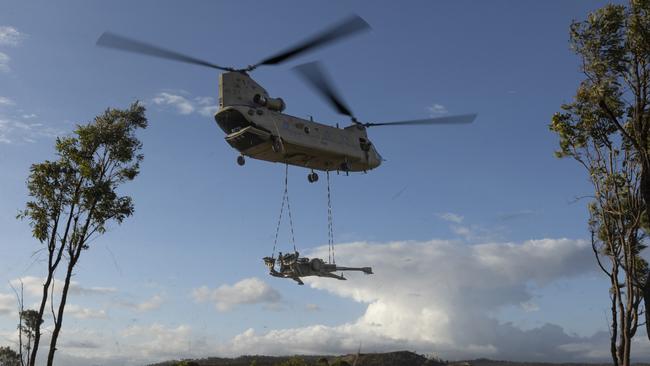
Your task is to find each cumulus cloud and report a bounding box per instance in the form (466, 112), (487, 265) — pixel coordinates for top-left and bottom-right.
(0, 26), (25, 46)
(152, 92), (195, 115)
(220, 239), (607, 361)
(193, 277), (282, 312)
(151, 92), (218, 117)
(120, 323), (196, 359)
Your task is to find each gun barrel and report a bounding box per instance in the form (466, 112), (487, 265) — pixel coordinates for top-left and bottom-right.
(335, 266), (373, 275)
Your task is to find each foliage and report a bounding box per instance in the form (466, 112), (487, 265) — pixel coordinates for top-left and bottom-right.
(17, 102), (147, 366)
(174, 361), (200, 366)
(329, 360), (351, 366)
(0, 346), (20, 366)
(274, 357), (309, 366)
(19, 309), (42, 337)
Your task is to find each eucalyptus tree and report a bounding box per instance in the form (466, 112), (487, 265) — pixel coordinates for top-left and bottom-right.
(18, 102), (147, 366)
(551, 2), (650, 364)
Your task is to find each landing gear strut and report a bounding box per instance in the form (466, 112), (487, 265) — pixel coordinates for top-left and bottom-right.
(307, 171), (319, 183)
(237, 155), (245, 166)
(340, 161), (350, 176)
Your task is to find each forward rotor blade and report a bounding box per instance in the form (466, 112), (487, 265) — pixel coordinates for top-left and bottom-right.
(254, 14), (370, 68)
(364, 114), (477, 127)
(293, 61), (355, 119)
(96, 32), (233, 71)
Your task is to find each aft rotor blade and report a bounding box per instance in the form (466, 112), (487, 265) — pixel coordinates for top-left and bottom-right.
(293, 61), (355, 119)
(254, 14), (370, 68)
(96, 32), (234, 71)
(364, 114), (477, 127)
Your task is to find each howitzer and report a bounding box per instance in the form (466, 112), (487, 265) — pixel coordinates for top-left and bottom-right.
(263, 253), (372, 285)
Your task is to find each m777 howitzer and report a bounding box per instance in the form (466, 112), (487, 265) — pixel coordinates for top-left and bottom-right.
(263, 251), (373, 285)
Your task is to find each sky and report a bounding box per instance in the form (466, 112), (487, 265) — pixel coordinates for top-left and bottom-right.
(0, 1), (644, 365)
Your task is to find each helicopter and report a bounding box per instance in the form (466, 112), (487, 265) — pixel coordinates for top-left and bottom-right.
(97, 15), (476, 183)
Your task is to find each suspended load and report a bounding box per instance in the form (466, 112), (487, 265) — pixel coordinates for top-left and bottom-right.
(265, 165), (373, 285)
(264, 252), (372, 286)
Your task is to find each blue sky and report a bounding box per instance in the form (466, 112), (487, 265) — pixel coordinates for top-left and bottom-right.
(0, 1), (643, 365)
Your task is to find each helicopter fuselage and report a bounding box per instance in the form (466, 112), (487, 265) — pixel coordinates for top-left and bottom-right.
(214, 71), (382, 172)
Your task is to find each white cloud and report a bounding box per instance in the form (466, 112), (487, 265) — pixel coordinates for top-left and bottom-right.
(136, 295), (163, 311)
(220, 239), (606, 361)
(0, 292), (16, 316)
(198, 105), (219, 117)
(0, 26), (22, 72)
(0, 26), (25, 46)
(437, 213), (499, 242)
(152, 92), (195, 115)
(117, 294), (164, 312)
(9, 276), (116, 298)
(195, 96), (219, 117)
(0, 97), (63, 143)
(0, 52), (9, 72)
(120, 323), (195, 359)
(428, 103), (448, 116)
(193, 277), (282, 312)
(151, 92), (219, 117)
(65, 304), (108, 319)
(0, 118), (64, 144)
(438, 212), (463, 224)
(0, 96), (14, 106)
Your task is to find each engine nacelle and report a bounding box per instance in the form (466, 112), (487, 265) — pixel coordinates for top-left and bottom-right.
(253, 94), (286, 112)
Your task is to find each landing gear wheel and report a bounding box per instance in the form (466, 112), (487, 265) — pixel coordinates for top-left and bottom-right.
(237, 156), (245, 166)
(308, 172), (319, 183)
(340, 162), (350, 172)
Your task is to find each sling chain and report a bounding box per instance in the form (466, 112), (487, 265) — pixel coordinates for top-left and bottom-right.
(272, 163), (296, 259)
(326, 171), (335, 264)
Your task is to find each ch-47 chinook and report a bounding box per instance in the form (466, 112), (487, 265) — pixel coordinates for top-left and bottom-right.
(97, 15), (476, 183)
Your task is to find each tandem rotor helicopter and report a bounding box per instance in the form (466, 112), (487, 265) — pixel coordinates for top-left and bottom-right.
(97, 15), (476, 184)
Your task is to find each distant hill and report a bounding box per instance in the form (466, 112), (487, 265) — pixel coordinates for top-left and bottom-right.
(148, 351), (650, 366)
(149, 351), (442, 366)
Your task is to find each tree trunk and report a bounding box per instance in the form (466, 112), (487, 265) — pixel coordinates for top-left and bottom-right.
(29, 272), (53, 366)
(636, 153), (650, 348)
(45, 250), (78, 366)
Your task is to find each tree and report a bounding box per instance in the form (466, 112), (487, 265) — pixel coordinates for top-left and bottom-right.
(18, 310), (42, 366)
(563, 0), (650, 342)
(0, 346), (20, 366)
(18, 102), (147, 366)
(551, 3), (650, 365)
